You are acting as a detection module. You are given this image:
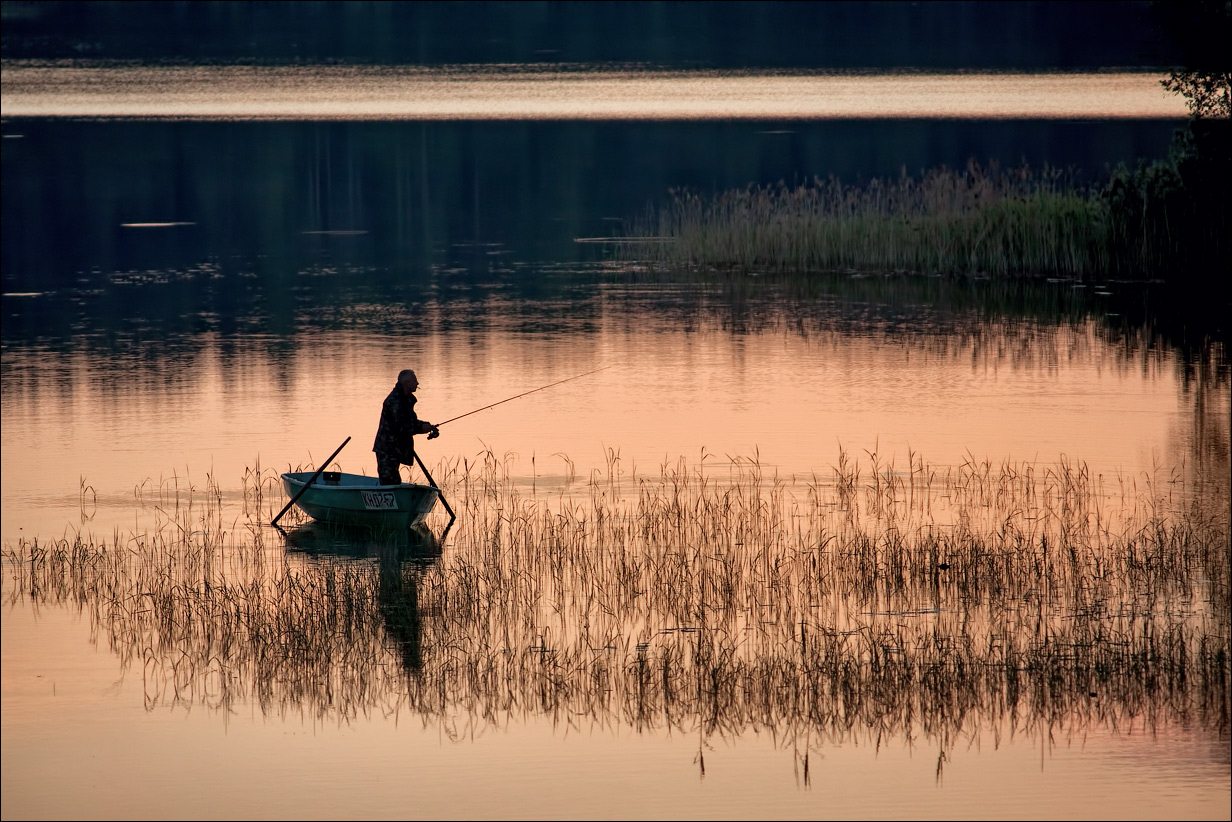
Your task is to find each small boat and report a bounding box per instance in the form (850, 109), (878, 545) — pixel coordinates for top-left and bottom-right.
(280, 470), (440, 529)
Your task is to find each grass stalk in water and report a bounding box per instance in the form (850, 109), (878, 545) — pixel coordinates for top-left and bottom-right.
(3, 447), (1227, 751)
(622, 162), (1113, 278)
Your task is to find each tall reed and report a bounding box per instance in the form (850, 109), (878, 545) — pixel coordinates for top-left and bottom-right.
(622, 162), (1114, 278)
(4, 447), (1227, 756)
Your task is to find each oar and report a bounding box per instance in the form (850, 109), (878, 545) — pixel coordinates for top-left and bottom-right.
(413, 451), (456, 529)
(271, 436), (351, 526)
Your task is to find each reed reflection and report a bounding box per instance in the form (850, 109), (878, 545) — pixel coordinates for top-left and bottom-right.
(278, 520), (442, 675)
(4, 444), (1227, 760)
(2, 273), (1224, 577)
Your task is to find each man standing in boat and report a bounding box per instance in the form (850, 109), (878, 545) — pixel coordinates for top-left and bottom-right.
(374, 369), (440, 485)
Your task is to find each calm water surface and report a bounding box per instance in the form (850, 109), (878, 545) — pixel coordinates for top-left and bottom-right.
(2, 65), (1228, 821)
(1, 64), (1187, 120)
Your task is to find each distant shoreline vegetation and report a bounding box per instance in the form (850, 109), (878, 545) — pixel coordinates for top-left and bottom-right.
(622, 119), (1229, 283)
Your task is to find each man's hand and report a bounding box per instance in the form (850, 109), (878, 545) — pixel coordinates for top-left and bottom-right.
(427, 426), (440, 440)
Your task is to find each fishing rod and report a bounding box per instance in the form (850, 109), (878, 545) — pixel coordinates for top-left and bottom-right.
(434, 365), (612, 428)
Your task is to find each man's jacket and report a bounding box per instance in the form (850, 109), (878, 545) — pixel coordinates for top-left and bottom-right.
(373, 385), (433, 463)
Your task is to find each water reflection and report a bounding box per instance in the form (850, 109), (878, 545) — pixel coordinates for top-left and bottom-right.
(4, 449), (1227, 756)
(279, 520), (443, 675)
(2, 57), (1225, 818)
(2, 271), (1225, 548)
(0, 65), (1188, 120)
(0, 118), (1181, 294)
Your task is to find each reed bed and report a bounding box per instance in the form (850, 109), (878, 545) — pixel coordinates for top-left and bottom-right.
(621, 163), (1115, 278)
(4, 448), (1228, 755)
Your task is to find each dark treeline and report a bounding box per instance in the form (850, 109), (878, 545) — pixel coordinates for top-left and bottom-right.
(1, 118), (1179, 293)
(1, 0), (1183, 69)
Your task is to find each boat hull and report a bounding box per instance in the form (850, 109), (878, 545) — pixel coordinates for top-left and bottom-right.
(280, 471), (439, 529)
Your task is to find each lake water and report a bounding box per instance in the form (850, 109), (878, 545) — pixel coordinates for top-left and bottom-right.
(0, 64), (1187, 120)
(2, 66), (1228, 820)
